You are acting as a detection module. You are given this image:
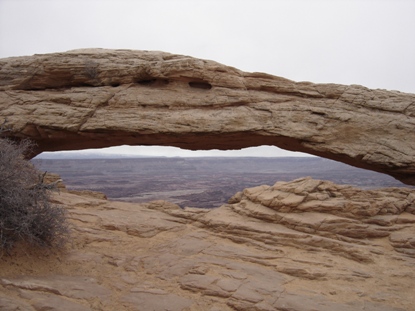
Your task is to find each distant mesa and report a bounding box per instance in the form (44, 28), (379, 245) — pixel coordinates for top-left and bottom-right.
(0, 49), (414, 185)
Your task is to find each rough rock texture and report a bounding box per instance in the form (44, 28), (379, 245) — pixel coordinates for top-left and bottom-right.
(0, 49), (414, 185)
(1, 178), (414, 310)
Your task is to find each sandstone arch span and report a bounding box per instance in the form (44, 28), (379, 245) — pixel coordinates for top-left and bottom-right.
(0, 49), (414, 185)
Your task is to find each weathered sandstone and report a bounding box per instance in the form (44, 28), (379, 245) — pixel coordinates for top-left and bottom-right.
(0, 49), (414, 184)
(1, 177), (414, 310)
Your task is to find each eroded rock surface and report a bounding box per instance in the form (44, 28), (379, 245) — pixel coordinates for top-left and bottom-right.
(1, 178), (414, 310)
(0, 49), (414, 184)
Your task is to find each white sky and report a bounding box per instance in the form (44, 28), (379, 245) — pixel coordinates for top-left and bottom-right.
(1, 0), (414, 157)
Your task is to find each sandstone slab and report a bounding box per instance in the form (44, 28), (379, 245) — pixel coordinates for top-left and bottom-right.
(1, 178), (414, 310)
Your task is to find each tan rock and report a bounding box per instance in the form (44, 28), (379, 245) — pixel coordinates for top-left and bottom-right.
(0, 275), (111, 300)
(1, 178), (414, 310)
(121, 288), (193, 311)
(0, 49), (414, 185)
(42, 172), (66, 190)
(0, 291), (35, 311)
(19, 291), (91, 311)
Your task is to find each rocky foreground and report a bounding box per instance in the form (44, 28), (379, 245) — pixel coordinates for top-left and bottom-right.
(1, 177), (414, 311)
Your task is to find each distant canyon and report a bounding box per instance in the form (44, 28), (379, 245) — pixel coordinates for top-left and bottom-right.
(34, 156), (407, 208)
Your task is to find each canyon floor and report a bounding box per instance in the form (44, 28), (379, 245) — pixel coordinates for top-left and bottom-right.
(1, 158), (415, 310)
(33, 156), (407, 208)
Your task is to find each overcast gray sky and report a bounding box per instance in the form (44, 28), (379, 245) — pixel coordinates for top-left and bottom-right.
(1, 0), (414, 157)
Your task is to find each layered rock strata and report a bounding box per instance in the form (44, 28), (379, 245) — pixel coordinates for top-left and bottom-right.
(1, 177), (414, 310)
(0, 49), (414, 184)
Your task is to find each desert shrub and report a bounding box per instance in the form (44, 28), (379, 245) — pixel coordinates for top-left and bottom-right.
(0, 137), (69, 253)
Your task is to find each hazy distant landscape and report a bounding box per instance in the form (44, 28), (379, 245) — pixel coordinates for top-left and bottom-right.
(33, 156), (409, 208)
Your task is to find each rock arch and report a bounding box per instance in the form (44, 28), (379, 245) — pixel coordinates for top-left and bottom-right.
(0, 49), (414, 185)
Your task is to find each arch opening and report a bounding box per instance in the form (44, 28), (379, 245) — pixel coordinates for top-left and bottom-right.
(33, 146), (408, 209)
